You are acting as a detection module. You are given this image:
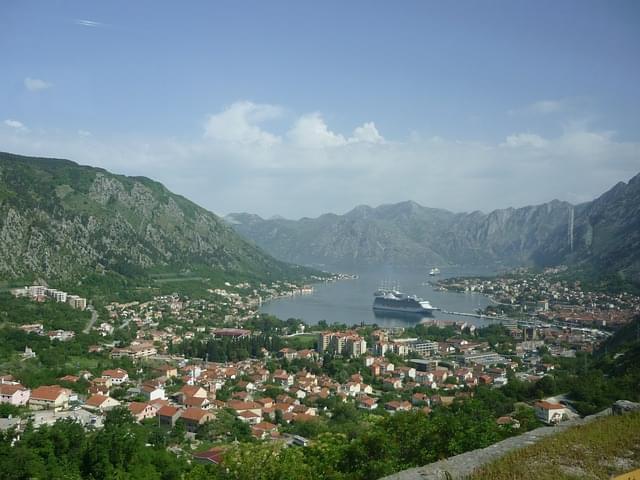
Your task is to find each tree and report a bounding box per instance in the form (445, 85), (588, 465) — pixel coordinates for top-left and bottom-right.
(196, 410), (252, 443)
(534, 375), (557, 397)
(169, 419), (187, 444)
(222, 443), (311, 480)
(0, 403), (21, 418)
(304, 433), (349, 480)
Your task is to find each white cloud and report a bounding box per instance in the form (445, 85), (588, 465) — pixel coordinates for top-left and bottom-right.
(204, 101), (282, 146)
(510, 99), (567, 116)
(24, 77), (52, 92)
(74, 19), (103, 28)
(351, 122), (384, 144)
(4, 119), (28, 132)
(78, 130), (92, 137)
(501, 133), (548, 148)
(529, 100), (564, 114)
(287, 113), (346, 148)
(287, 115), (385, 148)
(1, 101), (638, 219)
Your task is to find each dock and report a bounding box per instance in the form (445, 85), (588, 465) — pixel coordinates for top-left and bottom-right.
(440, 310), (490, 319)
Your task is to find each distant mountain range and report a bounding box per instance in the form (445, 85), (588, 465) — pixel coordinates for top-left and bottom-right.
(227, 172), (640, 284)
(0, 152), (308, 285)
(2, 151), (637, 289)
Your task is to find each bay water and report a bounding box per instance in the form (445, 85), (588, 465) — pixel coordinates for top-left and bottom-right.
(261, 266), (501, 328)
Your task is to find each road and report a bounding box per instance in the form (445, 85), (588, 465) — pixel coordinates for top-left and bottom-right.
(0, 409), (105, 431)
(83, 306), (98, 334)
(30, 408), (104, 429)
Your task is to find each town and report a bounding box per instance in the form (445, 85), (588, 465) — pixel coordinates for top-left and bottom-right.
(1, 270), (629, 468)
(436, 267), (640, 329)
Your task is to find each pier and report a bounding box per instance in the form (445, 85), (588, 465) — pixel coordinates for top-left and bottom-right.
(440, 310), (491, 319)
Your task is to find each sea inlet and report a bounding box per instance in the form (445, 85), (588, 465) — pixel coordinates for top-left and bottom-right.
(261, 266), (501, 328)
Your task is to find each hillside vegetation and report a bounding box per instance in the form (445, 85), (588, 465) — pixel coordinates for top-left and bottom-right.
(0, 152), (313, 295)
(469, 412), (640, 480)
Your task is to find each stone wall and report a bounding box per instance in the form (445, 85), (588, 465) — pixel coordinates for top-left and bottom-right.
(381, 408), (614, 480)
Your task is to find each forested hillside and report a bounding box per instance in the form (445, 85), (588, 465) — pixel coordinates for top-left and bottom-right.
(0, 152), (311, 291)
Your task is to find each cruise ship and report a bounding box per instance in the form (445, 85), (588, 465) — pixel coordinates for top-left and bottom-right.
(373, 288), (436, 315)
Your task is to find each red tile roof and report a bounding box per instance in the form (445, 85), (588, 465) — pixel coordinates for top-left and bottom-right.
(85, 394), (113, 407)
(157, 405), (181, 417)
(0, 384), (27, 395)
(30, 386), (66, 401)
(535, 401), (565, 410)
(128, 402), (154, 415)
(102, 368), (128, 379)
(180, 407), (212, 422)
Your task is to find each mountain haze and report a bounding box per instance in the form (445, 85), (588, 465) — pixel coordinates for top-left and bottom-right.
(0, 152), (306, 284)
(227, 173), (640, 283)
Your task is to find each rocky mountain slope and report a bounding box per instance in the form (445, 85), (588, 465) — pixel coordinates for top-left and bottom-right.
(227, 173), (640, 284)
(0, 152), (305, 284)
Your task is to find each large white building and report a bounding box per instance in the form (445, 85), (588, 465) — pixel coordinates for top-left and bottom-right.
(318, 332), (367, 358)
(410, 340), (439, 357)
(15, 285), (86, 310)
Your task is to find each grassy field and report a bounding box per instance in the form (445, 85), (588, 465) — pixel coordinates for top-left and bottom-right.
(283, 333), (317, 350)
(469, 412), (640, 480)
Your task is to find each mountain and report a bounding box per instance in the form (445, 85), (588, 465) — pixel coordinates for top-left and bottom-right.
(225, 201), (574, 268)
(226, 173), (640, 284)
(0, 152), (308, 285)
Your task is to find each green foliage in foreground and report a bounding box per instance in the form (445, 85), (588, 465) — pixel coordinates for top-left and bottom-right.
(0, 408), (194, 480)
(190, 400), (502, 480)
(0, 400), (504, 480)
(469, 412), (640, 480)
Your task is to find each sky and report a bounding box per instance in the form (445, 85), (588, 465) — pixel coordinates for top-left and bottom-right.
(1, 1), (639, 219)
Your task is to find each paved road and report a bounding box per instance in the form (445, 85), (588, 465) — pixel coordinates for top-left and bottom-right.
(118, 317), (131, 330)
(30, 408), (104, 429)
(0, 409), (105, 432)
(83, 307), (98, 334)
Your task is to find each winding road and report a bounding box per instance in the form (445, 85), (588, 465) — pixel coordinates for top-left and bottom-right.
(82, 306), (98, 334)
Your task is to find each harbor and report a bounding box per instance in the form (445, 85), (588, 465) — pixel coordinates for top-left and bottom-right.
(261, 266), (498, 328)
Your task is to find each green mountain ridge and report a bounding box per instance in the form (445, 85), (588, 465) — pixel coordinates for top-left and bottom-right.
(0, 151), (308, 287)
(227, 173), (640, 285)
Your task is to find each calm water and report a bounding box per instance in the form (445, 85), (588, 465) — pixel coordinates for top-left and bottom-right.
(261, 266), (501, 328)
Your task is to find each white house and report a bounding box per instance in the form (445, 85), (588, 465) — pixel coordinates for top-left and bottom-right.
(0, 384), (30, 406)
(141, 384), (166, 402)
(84, 394), (121, 412)
(29, 386), (69, 411)
(101, 368), (129, 385)
(534, 401), (568, 424)
(128, 402), (158, 422)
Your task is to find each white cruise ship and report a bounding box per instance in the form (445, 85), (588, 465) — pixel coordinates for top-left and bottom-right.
(372, 288), (436, 315)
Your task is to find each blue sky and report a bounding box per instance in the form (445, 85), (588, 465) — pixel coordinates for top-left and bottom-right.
(1, 1), (639, 218)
